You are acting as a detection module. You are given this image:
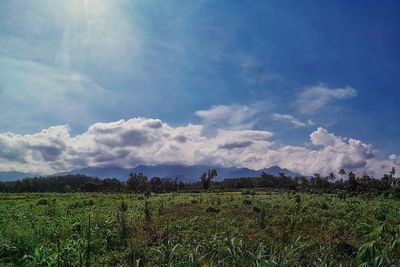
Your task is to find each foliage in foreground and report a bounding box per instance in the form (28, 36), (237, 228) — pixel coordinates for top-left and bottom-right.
(1, 191), (400, 266)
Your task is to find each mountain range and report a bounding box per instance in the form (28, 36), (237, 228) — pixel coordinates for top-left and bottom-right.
(0, 171), (34, 181)
(0, 164), (301, 182)
(59, 164), (302, 182)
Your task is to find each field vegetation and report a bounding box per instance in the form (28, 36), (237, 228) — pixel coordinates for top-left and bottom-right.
(1, 168), (400, 266)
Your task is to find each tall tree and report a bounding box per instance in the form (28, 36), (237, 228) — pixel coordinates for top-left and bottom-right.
(338, 169), (346, 180)
(328, 172), (336, 182)
(127, 172), (148, 193)
(348, 171), (357, 192)
(200, 169), (217, 190)
(389, 167), (396, 187)
(390, 167), (396, 177)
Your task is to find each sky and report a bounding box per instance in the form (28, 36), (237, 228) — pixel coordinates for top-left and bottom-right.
(0, 0), (399, 177)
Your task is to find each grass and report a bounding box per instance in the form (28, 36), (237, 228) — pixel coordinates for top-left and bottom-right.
(1, 190), (400, 266)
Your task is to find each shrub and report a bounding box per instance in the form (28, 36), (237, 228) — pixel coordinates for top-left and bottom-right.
(337, 191), (347, 200)
(320, 202), (329, 210)
(144, 201), (152, 223)
(68, 199), (95, 209)
(117, 200), (130, 246)
(253, 206), (261, 213)
(259, 208), (266, 229)
(294, 194), (301, 205)
(241, 189), (256, 196)
(243, 198), (252, 205)
(205, 206), (220, 213)
(335, 240), (357, 257)
(36, 199), (49, 206)
(158, 201), (164, 215)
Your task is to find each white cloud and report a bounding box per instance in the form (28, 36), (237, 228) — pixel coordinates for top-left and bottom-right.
(302, 127), (376, 173)
(310, 127), (342, 147)
(389, 154), (400, 165)
(272, 113), (310, 128)
(195, 104), (258, 130)
(0, 116), (397, 178)
(0, 125), (71, 174)
(295, 84), (357, 114)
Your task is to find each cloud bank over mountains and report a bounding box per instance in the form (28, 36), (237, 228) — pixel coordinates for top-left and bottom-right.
(0, 106), (398, 177)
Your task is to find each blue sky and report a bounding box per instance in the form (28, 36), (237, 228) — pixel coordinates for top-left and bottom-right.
(0, 0), (399, 176)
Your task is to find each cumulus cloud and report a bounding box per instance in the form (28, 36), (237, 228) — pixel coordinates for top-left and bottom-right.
(272, 113), (311, 128)
(295, 84), (357, 114)
(306, 127), (375, 171)
(0, 117), (397, 178)
(389, 154), (400, 166)
(0, 125), (71, 174)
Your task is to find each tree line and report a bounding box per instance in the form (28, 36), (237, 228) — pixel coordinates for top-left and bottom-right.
(0, 167), (397, 194)
(207, 167), (399, 193)
(0, 173), (184, 193)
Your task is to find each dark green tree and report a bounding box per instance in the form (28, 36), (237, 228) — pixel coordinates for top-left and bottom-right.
(348, 171), (357, 192)
(390, 167), (397, 187)
(200, 169), (217, 190)
(338, 168), (346, 180)
(127, 173), (148, 193)
(328, 172), (336, 182)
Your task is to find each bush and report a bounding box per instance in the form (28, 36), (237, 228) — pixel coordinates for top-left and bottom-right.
(144, 201), (152, 222)
(205, 206), (220, 213)
(68, 199), (95, 209)
(320, 202), (329, 210)
(294, 194), (301, 205)
(243, 198), (252, 205)
(241, 189), (256, 196)
(259, 208), (266, 229)
(36, 199), (49, 206)
(253, 206), (261, 213)
(335, 240), (357, 257)
(337, 191), (347, 200)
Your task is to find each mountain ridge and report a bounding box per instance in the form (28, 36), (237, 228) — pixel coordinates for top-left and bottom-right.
(0, 171), (34, 181)
(56, 164), (301, 182)
(0, 164), (302, 182)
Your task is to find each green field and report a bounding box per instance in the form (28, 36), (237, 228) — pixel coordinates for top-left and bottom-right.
(1, 191), (400, 266)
